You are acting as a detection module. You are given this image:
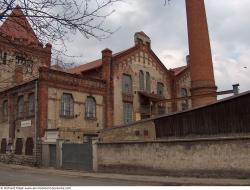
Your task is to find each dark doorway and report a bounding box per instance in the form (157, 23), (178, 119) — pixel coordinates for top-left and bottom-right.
(0, 139), (7, 154)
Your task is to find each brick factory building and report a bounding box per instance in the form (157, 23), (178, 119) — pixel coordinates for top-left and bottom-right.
(0, 1), (217, 165)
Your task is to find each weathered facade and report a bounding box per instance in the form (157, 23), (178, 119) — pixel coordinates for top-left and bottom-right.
(0, 0), (218, 166)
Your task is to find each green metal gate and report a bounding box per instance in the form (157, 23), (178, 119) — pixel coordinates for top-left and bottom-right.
(49, 144), (56, 167)
(62, 143), (93, 171)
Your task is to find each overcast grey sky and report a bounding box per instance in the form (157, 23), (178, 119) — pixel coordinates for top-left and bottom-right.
(63, 0), (250, 93)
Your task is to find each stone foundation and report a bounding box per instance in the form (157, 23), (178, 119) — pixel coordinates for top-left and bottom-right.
(0, 153), (37, 166)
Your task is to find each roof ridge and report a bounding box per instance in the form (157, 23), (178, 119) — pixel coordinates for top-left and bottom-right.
(0, 5), (39, 44)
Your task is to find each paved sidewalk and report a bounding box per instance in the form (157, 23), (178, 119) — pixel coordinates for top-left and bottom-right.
(1, 163), (250, 186)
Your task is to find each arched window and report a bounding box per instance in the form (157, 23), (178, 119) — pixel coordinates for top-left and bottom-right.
(146, 72), (151, 92)
(85, 96), (96, 119)
(60, 93), (74, 117)
(28, 93), (35, 116)
(157, 82), (164, 96)
(122, 74), (132, 94)
(25, 138), (34, 155)
(15, 138), (23, 155)
(181, 88), (188, 111)
(139, 70), (144, 91)
(17, 95), (24, 118)
(2, 100), (8, 119)
(1, 139), (7, 154)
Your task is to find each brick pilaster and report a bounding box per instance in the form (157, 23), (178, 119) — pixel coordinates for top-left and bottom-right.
(102, 49), (113, 128)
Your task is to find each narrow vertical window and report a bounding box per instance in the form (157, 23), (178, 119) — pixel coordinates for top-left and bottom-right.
(122, 74), (132, 94)
(17, 95), (24, 118)
(2, 100), (8, 120)
(123, 102), (133, 124)
(146, 72), (151, 93)
(157, 82), (164, 97)
(3, 52), (7, 65)
(181, 88), (188, 111)
(28, 93), (35, 116)
(60, 93), (74, 117)
(139, 70), (144, 91)
(85, 96), (96, 119)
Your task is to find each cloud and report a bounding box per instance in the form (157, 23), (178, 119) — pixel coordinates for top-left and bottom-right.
(63, 0), (250, 92)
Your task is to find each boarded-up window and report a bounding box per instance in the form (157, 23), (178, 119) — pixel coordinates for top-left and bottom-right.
(146, 72), (151, 93)
(28, 93), (35, 116)
(2, 100), (8, 119)
(25, 138), (34, 155)
(139, 70), (144, 91)
(123, 102), (133, 124)
(15, 138), (23, 155)
(60, 93), (74, 117)
(1, 139), (7, 154)
(85, 96), (96, 119)
(157, 82), (164, 96)
(17, 95), (24, 118)
(122, 74), (132, 94)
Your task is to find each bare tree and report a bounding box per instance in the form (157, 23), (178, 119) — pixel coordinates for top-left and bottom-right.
(0, 0), (120, 42)
(0, 0), (121, 90)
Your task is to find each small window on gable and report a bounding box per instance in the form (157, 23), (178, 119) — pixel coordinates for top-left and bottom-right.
(17, 95), (24, 118)
(139, 70), (144, 91)
(122, 74), (132, 94)
(2, 100), (8, 119)
(146, 72), (151, 93)
(85, 96), (96, 119)
(28, 93), (35, 116)
(60, 93), (74, 117)
(157, 82), (164, 97)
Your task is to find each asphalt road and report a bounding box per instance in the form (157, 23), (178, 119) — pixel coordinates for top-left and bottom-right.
(0, 164), (159, 186)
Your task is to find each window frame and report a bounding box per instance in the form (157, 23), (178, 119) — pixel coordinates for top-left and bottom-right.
(157, 82), (164, 97)
(85, 96), (96, 119)
(181, 88), (189, 111)
(122, 74), (133, 94)
(17, 95), (24, 118)
(60, 93), (74, 118)
(139, 70), (144, 91)
(146, 72), (151, 93)
(28, 93), (35, 116)
(123, 102), (133, 124)
(2, 100), (8, 120)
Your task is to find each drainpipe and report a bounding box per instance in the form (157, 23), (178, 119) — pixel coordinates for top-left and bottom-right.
(34, 80), (38, 164)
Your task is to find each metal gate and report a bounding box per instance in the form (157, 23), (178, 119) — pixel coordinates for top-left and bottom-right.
(49, 144), (56, 167)
(62, 143), (93, 171)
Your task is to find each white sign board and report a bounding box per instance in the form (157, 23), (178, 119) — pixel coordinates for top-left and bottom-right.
(21, 120), (32, 128)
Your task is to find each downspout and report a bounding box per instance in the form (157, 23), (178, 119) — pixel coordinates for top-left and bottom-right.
(34, 80), (38, 164)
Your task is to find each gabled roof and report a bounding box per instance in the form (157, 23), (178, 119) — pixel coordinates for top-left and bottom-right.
(170, 66), (188, 76)
(67, 46), (137, 74)
(67, 59), (102, 74)
(0, 5), (39, 44)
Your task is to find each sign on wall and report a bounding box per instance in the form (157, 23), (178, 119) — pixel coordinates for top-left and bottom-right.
(21, 120), (32, 128)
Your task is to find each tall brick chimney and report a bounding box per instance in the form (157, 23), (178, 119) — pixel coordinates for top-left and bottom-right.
(102, 48), (113, 128)
(186, 0), (217, 107)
